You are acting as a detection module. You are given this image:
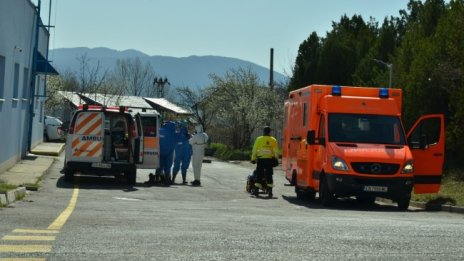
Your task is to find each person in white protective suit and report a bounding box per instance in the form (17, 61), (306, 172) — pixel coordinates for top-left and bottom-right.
(189, 125), (209, 186)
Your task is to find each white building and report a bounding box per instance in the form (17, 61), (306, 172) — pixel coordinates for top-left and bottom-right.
(0, 0), (57, 172)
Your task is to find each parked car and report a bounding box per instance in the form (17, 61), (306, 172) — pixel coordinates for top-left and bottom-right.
(44, 115), (65, 141)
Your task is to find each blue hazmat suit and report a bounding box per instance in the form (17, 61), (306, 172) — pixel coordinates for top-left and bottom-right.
(172, 124), (192, 181)
(156, 121), (176, 179)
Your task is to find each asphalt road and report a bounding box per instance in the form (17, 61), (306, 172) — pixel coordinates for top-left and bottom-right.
(1, 156), (464, 260)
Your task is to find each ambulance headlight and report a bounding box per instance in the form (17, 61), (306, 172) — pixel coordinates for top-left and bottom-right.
(401, 160), (414, 174)
(331, 156), (349, 171)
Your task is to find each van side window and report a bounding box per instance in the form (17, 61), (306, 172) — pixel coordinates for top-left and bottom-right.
(408, 117), (441, 148)
(141, 117), (157, 137)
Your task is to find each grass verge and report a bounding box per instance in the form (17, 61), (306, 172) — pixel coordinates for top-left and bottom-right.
(412, 170), (464, 207)
(0, 183), (17, 193)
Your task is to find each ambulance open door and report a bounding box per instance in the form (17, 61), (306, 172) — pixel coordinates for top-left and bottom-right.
(134, 113), (160, 169)
(406, 114), (445, 194)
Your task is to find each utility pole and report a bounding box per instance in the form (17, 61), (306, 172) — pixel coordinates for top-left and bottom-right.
(269, 48), (274, 90)
(373, 59), (393, 88)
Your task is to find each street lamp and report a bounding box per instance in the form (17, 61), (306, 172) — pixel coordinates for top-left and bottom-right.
(373, 59), (393, 88)
(153, 77), (170, 98)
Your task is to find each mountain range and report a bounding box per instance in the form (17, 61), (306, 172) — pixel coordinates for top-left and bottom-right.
(49, 47), (287, 88)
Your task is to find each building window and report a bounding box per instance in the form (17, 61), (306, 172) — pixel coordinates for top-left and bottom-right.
(13, 63), (20, 99)
(22, 68), (29, 99)
(0, 55), (5, 99)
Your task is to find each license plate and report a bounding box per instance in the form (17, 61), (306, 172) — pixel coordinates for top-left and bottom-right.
(91, 162), (111, 169)
(363, 186), (388, 192)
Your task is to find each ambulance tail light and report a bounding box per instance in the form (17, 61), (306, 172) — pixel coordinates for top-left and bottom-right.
(379, 88), (389, 98)
(332, 85), (342, 96)
(68, 124), (75, 134)
(129, 124), (137, 138)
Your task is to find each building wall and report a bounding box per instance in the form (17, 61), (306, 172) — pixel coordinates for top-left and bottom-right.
(0, 0), (50, 172)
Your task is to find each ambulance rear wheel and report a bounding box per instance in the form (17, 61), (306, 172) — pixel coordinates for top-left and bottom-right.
(126, 168), (136, 185)
(295, 186), (305, 200)
(64, 168), (74, 182)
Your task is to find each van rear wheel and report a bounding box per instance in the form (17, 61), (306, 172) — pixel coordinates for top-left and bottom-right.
(64, 168), (74, 182)
(126, 167), (136, 185)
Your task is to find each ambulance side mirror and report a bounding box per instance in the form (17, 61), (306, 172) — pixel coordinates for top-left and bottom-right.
(306, 130), (316, 144)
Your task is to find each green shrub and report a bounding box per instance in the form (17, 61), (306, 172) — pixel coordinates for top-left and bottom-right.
(209, 143), (251, 161)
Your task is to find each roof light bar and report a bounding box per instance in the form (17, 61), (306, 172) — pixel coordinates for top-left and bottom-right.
(332, 85), (342, 96)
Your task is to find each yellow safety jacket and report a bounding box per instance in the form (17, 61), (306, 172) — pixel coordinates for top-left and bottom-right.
(251, 135), (279, 161)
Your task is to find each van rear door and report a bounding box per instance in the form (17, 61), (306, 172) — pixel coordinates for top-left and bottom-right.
(135, 113), (160, 169)
(407, 114), (445, 194)
(70, 111), (104, 163)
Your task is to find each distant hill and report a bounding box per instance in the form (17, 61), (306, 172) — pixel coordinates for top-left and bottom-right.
(49, 47), (287, 89)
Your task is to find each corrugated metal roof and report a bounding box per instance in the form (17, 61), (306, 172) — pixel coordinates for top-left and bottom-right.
(57, 91), (190, 115)
(144, 97), (192, 115)
(57, 91), (85, 107)
(82, 93), (153, 109)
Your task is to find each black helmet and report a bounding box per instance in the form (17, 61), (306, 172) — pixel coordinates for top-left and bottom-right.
(263, 126), (271, 135)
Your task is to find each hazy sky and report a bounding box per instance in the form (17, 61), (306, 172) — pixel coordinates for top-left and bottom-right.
(36, 0), (410, 74)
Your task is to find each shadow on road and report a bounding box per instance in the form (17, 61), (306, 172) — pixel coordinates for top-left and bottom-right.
(55, 174), (179, 192)
(281, 194), (409, 212)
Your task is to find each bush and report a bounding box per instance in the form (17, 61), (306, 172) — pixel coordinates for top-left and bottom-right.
(209, 143), (251, 161)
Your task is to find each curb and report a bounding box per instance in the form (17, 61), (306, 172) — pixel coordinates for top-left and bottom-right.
(30, 143), (65, 156)
(377, 198), (464, 214)
(0, 187), (27, 206)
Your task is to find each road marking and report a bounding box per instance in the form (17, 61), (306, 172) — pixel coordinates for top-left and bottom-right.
(0, 245), (52, 253)
(0, 257), (47, 261)
(2, 236), (55, 241)
(12, 229), (58, 234)
(112, 197), (143, 201)
(47, 185), (79, 230)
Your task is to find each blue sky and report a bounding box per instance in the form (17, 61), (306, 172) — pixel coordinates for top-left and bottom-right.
(36, 0), (410, 74)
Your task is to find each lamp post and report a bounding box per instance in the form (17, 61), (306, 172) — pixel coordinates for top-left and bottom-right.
(373, 59), (393, 88)
(153, 77), (170, 98)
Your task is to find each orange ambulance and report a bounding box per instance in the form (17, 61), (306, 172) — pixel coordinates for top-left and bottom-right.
(282, 85), (445, 210)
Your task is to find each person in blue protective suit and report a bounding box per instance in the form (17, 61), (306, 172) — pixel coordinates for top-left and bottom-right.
(172, 122), (192, 184)
(154, 121), (177, 186)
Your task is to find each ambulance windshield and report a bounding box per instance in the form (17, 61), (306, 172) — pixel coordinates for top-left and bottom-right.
(328, 113), (406, 145)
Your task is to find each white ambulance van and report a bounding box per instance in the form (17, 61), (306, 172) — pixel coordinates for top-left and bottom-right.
(63, 105), (160, 185)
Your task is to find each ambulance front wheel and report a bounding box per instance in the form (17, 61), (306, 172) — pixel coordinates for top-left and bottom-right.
(319, 176), (334, 207)
(397, 196), (411, 211)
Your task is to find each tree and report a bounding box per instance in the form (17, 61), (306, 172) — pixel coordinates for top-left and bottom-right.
(113, 57), (156, 97)
(208, 67), (285, 148)
(176, 86), (217, 132)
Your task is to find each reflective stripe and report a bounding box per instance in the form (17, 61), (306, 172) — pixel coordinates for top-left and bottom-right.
(71, 112), (103, 158)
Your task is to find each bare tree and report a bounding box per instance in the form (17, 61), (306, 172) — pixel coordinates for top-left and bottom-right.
(76, 54), (109, 95)
(176, 86), (218, 132)
(113, 57), (156, 97)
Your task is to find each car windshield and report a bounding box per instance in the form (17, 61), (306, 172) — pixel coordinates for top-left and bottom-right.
(328, 113), (406, 145)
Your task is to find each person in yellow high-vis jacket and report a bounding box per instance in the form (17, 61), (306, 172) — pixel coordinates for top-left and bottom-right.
(251, 126), (279, 191)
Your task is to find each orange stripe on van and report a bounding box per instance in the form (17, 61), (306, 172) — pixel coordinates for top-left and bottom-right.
(73, 141), (93, 157)
(144, 137), (158, 149)
(87, 142), (102, 157)
(83, 118), (102, 135)
(72, 137), (80, 148)
(75, 113), (98, 134)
